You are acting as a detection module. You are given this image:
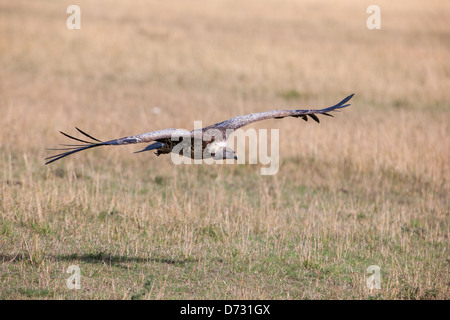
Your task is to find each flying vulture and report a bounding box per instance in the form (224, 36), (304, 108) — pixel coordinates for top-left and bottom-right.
(45, 94), (354, 165)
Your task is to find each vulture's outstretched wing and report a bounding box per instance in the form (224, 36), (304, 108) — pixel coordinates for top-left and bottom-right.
(46, 94), (354, 164)
(45, 127), (191, 164)
(207, 94), (354, 138)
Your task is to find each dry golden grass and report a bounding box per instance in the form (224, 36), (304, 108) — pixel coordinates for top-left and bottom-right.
(0, 0), (448, 299)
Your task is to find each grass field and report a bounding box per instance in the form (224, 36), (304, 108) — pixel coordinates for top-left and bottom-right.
(0, 0), (449, 299)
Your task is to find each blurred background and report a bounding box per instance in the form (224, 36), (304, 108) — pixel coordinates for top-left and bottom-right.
(0, 0), (448, 299)
(1, 0), (448, 176)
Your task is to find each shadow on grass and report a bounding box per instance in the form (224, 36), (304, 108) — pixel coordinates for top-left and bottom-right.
(54, 252), (198, 266)
(0, 253), (28, 263)
(0, 252), (198, 266)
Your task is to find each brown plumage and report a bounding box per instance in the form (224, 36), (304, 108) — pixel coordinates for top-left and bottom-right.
(45, 93), (354, 165)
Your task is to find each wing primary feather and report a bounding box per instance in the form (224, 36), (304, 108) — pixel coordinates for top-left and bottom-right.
(45, 143), (103, 165)
(75, 127), (103, 142)
(309, 114), (320, 123)
(45, 128), (108, 165)
(59, 131), (94, 144)
(332, 93), (354, 108)
(47, 147), (85, 151)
